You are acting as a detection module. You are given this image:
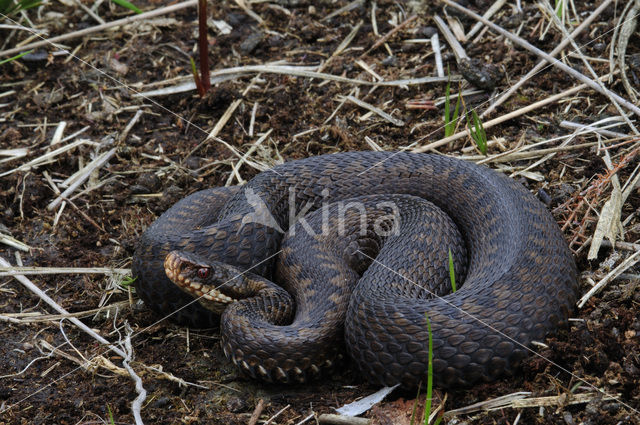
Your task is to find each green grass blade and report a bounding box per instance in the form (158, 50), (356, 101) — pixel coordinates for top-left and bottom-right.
(448, 248), (456, 293)
(0, 0), (18, 14)
(466, 109), (487, 155)
(17, 0), (41, 11)
(1, 0), (42, 14)
(409, 385), (421, 425)
(452, 92), (461, 133)
(555, 0), (563, 19)
(118, 275), (136, 290)
(107, 404), (115, 425)
(0, 50), (32, 65)
(444, 82), (462, 138)
(424, 314), (434, 424)
(190, 56), (205, 97)
(111, 0), (141, 14)
(472, 109), (487, 154)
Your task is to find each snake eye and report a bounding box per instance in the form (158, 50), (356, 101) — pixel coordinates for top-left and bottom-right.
(197, 268), (210, 279)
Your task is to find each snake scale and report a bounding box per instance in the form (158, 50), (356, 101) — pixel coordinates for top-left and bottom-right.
(132, 151), (578, 388)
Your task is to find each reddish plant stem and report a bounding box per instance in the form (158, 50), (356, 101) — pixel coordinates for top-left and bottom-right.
(198, 0), (210, 93)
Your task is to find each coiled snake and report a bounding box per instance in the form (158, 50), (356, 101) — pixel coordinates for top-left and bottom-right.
(132, 151), (578, 388)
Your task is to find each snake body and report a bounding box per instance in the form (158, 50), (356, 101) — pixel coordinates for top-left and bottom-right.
(132, 152), (578, 388)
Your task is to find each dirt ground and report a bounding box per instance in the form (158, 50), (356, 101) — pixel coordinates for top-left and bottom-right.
(1, 0), (639, 424)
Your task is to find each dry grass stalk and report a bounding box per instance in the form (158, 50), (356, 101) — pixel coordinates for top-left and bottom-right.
(431, 32), (444, 77)
(442, 0), (640, 118)
(361, 15), (417, 57)
(541, 1), (638, 134)
(321, 0), (364, 22)
(47, 148), (117, 211)
(1, 300), (132, 323)
(0, 0), (198, 58)
(0, 255), (128, 359)
(444, 390), (619, 418)
(579, 249), (640, 308)
(136, 64), (457, 98)
(225, 129), (273, 186)
(0, 265), (129, 276)
(318, 20), (363, 74)
(343, 95), (404, 126)
(483, 0), (614, 116)
(0, 139), (95, 178)
(50, 121), (67, 146)
(611, 0), (640, 102)
(465, 0), (508, 40)
(0, 233), (30, 251)
(560, 120), (630, 139)
(412, 75), (612, 153)
(555, 146), (640, 252)
(433, 14), (468, 62)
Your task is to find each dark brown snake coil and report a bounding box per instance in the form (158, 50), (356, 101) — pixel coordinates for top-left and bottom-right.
(132, 151), (578, 388)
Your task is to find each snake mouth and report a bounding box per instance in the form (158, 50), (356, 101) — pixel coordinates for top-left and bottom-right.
(164, 251), (236, 305)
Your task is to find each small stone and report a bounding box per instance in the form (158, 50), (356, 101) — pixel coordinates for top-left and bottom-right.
(239, 31), (264, 55)
(136, 173), (161, 192)
(418, 26), (437, 38)
(458, 58), (504, 91)
(381, 56), (398, 67)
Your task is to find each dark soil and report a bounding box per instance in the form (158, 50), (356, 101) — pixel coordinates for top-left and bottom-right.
(1, 0), (639, 424)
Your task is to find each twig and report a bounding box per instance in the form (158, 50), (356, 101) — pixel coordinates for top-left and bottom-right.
(342, 95), (404, 126)
(0, 139), (92, 178)
(0, 233), (30, 251)
(0, 0), (199, 58)
(559, 120), (631, 139)
(0, 266), (130, 276)
(578, 249), (640, 308)
(264, 404), (290, 425)
(318, 21), (363, 74)
(602, 240), (640, 252)
(0, 256), (127, 359)
(322, 0), (364, 22)
(541, 1), (638, 134)
(433, 15), (468, 61)
(118, 110), (144, 143)
(441, 0), (640, 118)
(431, 33), (444, 77)
(361, 15), (417, 57)
(47, 148), (117, 211)
(318, 414), (370, 425)
(465, 0), (508, 40)
(248, 399), (265, 425)
(198, 0), (211, 94)
(135, 65), (460, 98)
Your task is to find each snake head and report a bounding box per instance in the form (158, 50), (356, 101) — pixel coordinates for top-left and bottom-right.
(164, 250), (251, 314)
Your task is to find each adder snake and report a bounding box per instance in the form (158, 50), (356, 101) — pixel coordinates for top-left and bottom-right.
(132, 151), (577, 388)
